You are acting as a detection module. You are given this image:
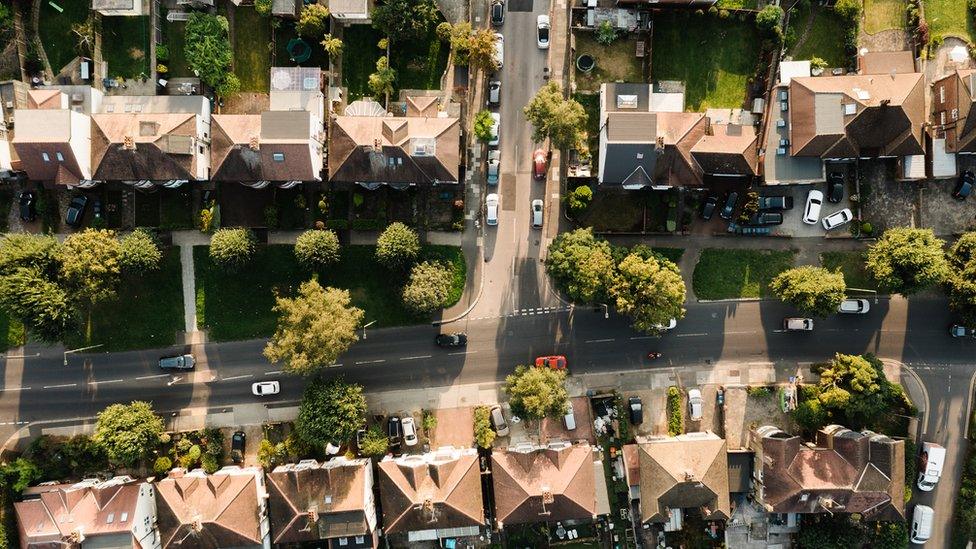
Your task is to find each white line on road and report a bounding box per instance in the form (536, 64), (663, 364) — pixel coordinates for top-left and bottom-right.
(629, 336), (656, 340)
(354, 359), (386, 365)
(400, 355), (432, 361)
(89, 379), (123, 385)
(0, 386), (30, 392)
(134, 374), (170, 380)
(221, 374), (253, 381)
(449, 350), (477, 356)
(265, 370), (283, 375)
(584, 338), (615, 344)
(676, 333), (707, 337)
(43, 383), (77, 389)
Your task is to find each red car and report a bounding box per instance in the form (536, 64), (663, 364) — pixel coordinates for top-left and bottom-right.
(532, 149), (547, 181)
(535, 355), (567, 370)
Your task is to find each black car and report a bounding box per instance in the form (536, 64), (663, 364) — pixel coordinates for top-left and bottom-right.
(701, 195), (718, 221)
(628, 396), (643, 425)
(490, 0), (504, 25)
(719, 192), (738, 221)
(231, 431), (245, 464)
(757, 195), (793, 211)
(18, 190), (35, 222)
(827, 172), (845, 203)
(388, 416), (402, 446)
(65, 195), (88, 227)
(954, 170), (974, 200)
(746, 211), (784, 226)
(435, 332), (468, 347)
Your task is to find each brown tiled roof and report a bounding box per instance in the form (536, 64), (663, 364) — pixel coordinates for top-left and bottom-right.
(491, 444), (597, 526)
(11, 110), (87, 184)
(211, 113), (321, 182)
(27, 89), (62, 110)
(691, 123), (758, 175)
(637, 433), (730, 524)
(655, 112), (707, 186)
(406, 96), (439, 117)
(267, 459), (372, 544)
(622, 444), (640, 487)
(933, 70), (976, 153)
(156, 469), (265, 549)
(91, 113), (198, 181)
(858, 51), (916, 76)
(378, 449), (483, 534)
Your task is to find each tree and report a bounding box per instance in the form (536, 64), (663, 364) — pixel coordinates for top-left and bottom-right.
(375, 222), (420, 269)
(834, 0), (861, 23)
(5, 458), (41, 493)
(255, 0), (273, 15)
(474, 406), (496, 448)
(368, 56), (396, 101)
(214, 72), (242, 98)
(595, 20), (617, 45)
(92, 401), (164, 466)
(371, 0), (439, 43)
(0, 267), (74, 342)
(445, 22), (473, 65)
(504, 365), (569, 420)
(71, 17), (96, 54)
(209, 228), (256, 272)
(184, 14), (234, 92)
(295, 378), (367, 447)
(264, 280), (364, 375)
(566, 185), (593, 213)
(474, 109), (495, 142)
(153, 456), (173, 475)
(524, 82), (588, 149)
(947, 232), (976, 324)
(865, 228), (949, 295)
(610, 252), (686, 333)
(359, 426), (389, 456)
(544, 228), (615, 303)
(258, 438), (287, 468)
(402, 261), (454, 314)
(467, 29), (498, 72)
(797, 515), (867, 549)
(322, 34), (343, 58)
(808, 353), (909, 429)
(755, 5), (784, 40)
(59, 229), (122, 306)
(119, 229), (162, 274)
(0, 233), (61, 276)
(297, 4), (330, 38)
(769, 266), (846, 317)
(294, 229), (340, 270)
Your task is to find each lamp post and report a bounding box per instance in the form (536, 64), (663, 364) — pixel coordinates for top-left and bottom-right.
(362, 320), (376, 340)
(63, 344), (103, 366)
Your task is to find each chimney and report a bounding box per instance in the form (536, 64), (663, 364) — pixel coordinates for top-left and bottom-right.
(541, 489), (554, 505)
(123, 136), (136, 150)
(655, 136), (665, 150)
(373, 139), (382, 152)
(249, 137), (259, 150)
(191, 517), (203, 533)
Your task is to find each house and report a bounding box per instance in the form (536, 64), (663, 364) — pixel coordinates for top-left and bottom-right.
(930, 69), (976, 178)
(211, 111), (324, 188)
(15, 476), (160, 549)
(491, 441), (610, 528)
(329, 0), (371, 23)
(267, 458), (378, 548)
(329, 96), (461, 189)
(155, 466), (271, 549)
(628, 432), (731, 530)
(749, 425), (905, 520)
(12, 108), (93, 186)
(377, 446), (484, 543)
(92, 0), (144, 16)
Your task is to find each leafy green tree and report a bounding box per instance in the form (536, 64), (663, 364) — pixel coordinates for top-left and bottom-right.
(294, 229), (340, 270)
(371, 0), (439, 43)
(566, 185), (593, 213)
(869, 521), (908, 548)
(184, 14), (236, 95)
(402, 261), (453, 314)
(474, 406), (496, 448)
(544, 228), (615, 303)
(809, 353), (909, 430)
(359, 426), (390, 456)
(92, 401), (164, 466)
(834, 0), (861, 23)
(755, 5), (784, 40)
(153, 456), (173, 475)
(436, 21), (453, 41)
(258, 438), (287, 468)
(467, 29), (498, 72)
(504, 365), (569, 420)
(368, 56), (396, 100)
(375, 222), (420, 269)
(610, 252), (686, 333)
(865, 228), (949, 295)
(119, 229), (162, 274)
(255, 0), (273, 15)
(0, 267), (74, 342)
(264, 280), (364, 375)
(524, 82), (588, 149)
(59, 229), (122, 306)
(769, 266), (846, 317)
(296, 377), (368, 447)
(0, 233), (60, 276)
(5, 458), (41, 493)
(595, 20), (617, 45)
(792, 395), (828, 433)
(322, 34), (343, 58)
(474, 109), (495, 142)
(209, 228), (256, 273)
(947, 232), (976, 324)
(297, 4), (330, 38)
(797, 515), (867, 549)
(214, 72), (242, 98)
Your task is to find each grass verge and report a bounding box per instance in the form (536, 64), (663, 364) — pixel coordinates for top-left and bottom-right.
(820, 250), (875, 291)
(692, 248), (796, 299)
(101, 16), (151, 78)
(232, 6), (271, 92)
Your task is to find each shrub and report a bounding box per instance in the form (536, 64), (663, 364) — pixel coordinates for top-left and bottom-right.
(176, 437), (193, 453)
(595, 20), (617, 45)
(156, 44), (169, 61)
(755, 5), (783, 39)
(474, 109), (495, 142)
(209, 228), (256, 272)
(474, 406), (496, 448)
(747, 386), (771, 398)
(810, 57), (827, 71)
(402, 261), (454, 314)
(255, 0), (272, 15)
(376, 222), (420, 270)
(201, 453), (219, 474)
(834, 0), (861, 23)
(719, 9), (730, 19)
(156, 64), (168, 74)
(969, 0), (976, 11)
(153, 456), (172, 475)
(119, 229), (162, 274)
(707, 5), (717, 15)
(436, 21), (453, 41)
(666, 387), (682, 436)
(566, 185), (593, 213)
(359, 426), (389, 456)
(615, 397), (632, 442)
(294, 229), (340, 270)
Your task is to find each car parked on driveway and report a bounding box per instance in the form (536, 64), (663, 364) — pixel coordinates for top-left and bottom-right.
(746, 211), (783, 226)
(490, 404), (510, 436)
(784, 317), (814, 331)
(687, 389), (703, 421)
(436, 332), (468, 347)
(535, 355), (567, 370)
(719, 192), (738, 220)
(252, 381), (280, 396)
(18, 190), (35, 222)
(65, 194), (88, 227)
(231, 431), (245, 464)
(821, 208), (853, 231)
(628, 396), (643, 424)
(757, 195), (793, 211)
(490, 0), (504, 25)
(838, 299), (870, 314)
(388, 415), (402, 446)
(803, 190), (823, 224)
(954, 170), (974, 200)
(827, 172), (845, 203)
(402, 416), (418, 446)
(701, 195), (718, 220)
(536, 15), (550, 49)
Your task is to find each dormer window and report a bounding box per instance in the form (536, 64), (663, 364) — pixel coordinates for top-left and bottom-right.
(273, 153), (285, 162)
(56, 152), (64, 162)
(42, 152), (50, 162)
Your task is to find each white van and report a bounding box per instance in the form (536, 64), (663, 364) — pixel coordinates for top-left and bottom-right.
(910, 505), (934, 544)
(563, 401), (576, 430)
(917, 442), (946, 492)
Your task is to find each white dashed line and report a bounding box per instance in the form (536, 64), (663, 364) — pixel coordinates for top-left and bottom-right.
(89, 379), (123, 385)
(354, 359), (386, 365)
(43, 383), (77, 389)
(629, 336), (656, 340)
(134, 374), (169, 380)
(676, 333), (707, 337)
(265, 370), (283, 375)
(0, 386), (30, 392)
(400, 355), (432, 361)
(449, 350), (477, 356)
(222, 374), (253, 381)
(584, 338), (615, 344)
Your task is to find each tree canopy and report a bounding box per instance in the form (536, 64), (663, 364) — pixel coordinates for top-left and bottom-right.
(58, 229), (122, 306)
(474, 110), (495, 142)
(118, 229), (162, 274)
(467, 29), (498, 72)
(504, 365), (569, 420)
(865, 228), (949, 295)
(296, 4), (330, 38)
(523, 82), (588, 149)
(92, 401), (164, 466)
(804, 353), (911, 431)
(402, 261), (454, 314)
(294, 229), (340, 270)
(769, 266), (846, 317)
(545, 228), (615, 303)
(371, 0), (439, 43)
(209, 228), (256, 272)
(610, 252), (685, 333)
(375, 222), (420, 269)
(368, 56), (396, 100)
(947, 232), (976, 324)
(295, 378), (368, 447)
(184, 13), (239, 97)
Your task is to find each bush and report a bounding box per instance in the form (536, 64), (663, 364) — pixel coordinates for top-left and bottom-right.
(615, 397), (631, 442)
(119, 229), (162, 274)
(969, 0), (976, 11)
(263, 205), (279, 228)
(153, 456), (172, 475)
(595, 20), (617, 45)
(747, 386), (771, 398)
(375, 222), (420, 270)
(294, 229), (340, 270)
(834, 0), (862, 23)
(566, 185), (593, 213)
(793, 397), (828, 433)
(201, 453), (219, 474)
(402, 261), (454, 314)
(209, 228), (256, 272)
(156, 44), (169, 61)
(436, 21), (453, 41)
(666, 387), (682, 436)
(255, 0), (272, 15)
(474, 406), (496, 448)
(359, 426), (389, 456)
(474, 110), (495, 142)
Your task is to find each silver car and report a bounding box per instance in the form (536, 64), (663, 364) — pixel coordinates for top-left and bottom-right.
(490, 405), (510, 436)
(158, 354), (195, 370)
(531, 199), (543, 228)
(687, 389), (703, 421)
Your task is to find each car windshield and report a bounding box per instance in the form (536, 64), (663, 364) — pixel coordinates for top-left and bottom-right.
(540, 28), (549, 40)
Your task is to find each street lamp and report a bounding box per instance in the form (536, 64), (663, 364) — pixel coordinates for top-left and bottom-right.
(63, 344), (103, 366)
(362, 320), (376, 340)
(598, 303), (609, 319)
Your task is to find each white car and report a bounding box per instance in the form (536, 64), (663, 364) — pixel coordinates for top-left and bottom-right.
(654, 318), (677, 331)
(803, 190), (823, 224)
(490, 404), (510, 436)
(531, 199), (543, 228)
(838, 298), (870, 314)
(784, 317), (814, 331)
(493, 32), (504, 69)
(821, 208), (853, 230)
(251, 381), (280, 396)
(486, 149), (500, 186)
(537, 15), (550, 49)
(687, 389), (703, 421)
(401, 416), (418, 446)
(489, 112), (500, 147)
(486, 193), (499, 226)
(487, 80), (501, 106)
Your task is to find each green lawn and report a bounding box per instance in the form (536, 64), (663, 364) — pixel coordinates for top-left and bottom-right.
(341, 25), (384, 100)
(692, 248), (796, 299)
(579, 191), (644, 232)
(274, 22), (328, 68)
(66, 249), (185, 351)
(863, 0), (907, 34)
(573, 33), (644, 93)
(923, 0), (976, 42)
(232, 6), (271, 92)
(572, 92), (600, 169)
(163, 17), (192, 78)
(651, 12), (760, 111)
(820, 251), (876, 291)
(788, 6), (848, 67)
(341, 21), (449, 100)
(38, 0), (90, 73)
(195, 245), (467, 342)
(101, 16), (151, 78)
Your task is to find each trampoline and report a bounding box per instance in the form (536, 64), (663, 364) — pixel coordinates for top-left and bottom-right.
(287, 38), (312, 63)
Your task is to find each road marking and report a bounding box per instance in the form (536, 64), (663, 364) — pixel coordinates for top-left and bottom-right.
(89, 379), (123, 385)
(355, 359), (386, 365)
(449, 350), (476, 356)
(43, 383), (77, 389)
(584, 338), (615, 344)
(222, 374), (253, 381)
(134, 374), (169, 380)
(330, 363), (343, 368)
(676, 333), (707, 337)
(400, 355), (432, 361)
(0, 386), (30, 392)
(630, 336), (656, 340)
(265, 370), (283, 375)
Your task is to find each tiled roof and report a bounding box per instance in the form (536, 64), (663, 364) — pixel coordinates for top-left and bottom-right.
(91, 113), (198, 181)
(636, 433), (730, 524)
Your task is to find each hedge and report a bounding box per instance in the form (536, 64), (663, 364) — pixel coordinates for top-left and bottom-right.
(667, 387), (683, 436)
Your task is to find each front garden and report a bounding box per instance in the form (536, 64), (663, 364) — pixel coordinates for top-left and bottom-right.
(692, 248), (797, 299)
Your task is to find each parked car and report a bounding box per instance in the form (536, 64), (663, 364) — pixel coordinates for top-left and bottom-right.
(490, 0), (504, 26)
(687, 389), (703, 421)
(954, 170), (974, 200)
(917, 442), (946, 492)
(493, 32), (504, 69)
(653, 318), (677, 331)
(486, 149), (500, 186)
(486, 193), (499, 226)
(910, 505), (934, 545)
(536, 15), (550, 49)
(821, 208), (853, 231)
(388, 415), (402, 446)
(489, 404), (510, 436)
(950, 324), (975, 338)
(803, 190), (823, 224)
(535, 355), (567, 370)
(488, 80), (501, 106)
(18, 190), (35, 222)
(784, 317), (814, 331)
(252, 381), (280, 396)
(436, 332), (468, 347)
(757, 195), (794, 211)
(231, 431), (245, 464)
(563, 401), (576, 430)
(838, 298), (870, 314)
(158, 354), (195, 370)
(532, 149), (547, 181)
(531, 199), (544, 228)
(827, 172), (845, 203)
(701, 195), (718, 220)
(746, 211), (784, 226)
(65, 194), (88, 227)
(628, 396), (643, 424)
(719, 192), (738, 220)
(402, 416), (418, 446)
(489, 112), (500, 147)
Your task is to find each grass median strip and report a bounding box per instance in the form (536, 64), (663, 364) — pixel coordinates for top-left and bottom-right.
(692, 248), (796, 300)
